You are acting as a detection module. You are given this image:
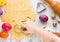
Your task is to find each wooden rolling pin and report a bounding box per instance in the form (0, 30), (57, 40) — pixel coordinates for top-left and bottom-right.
(53, 32), (60, 37)
(45, 0), (60, 16)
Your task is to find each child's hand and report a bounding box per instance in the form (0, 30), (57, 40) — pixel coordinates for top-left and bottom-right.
(21, 21), (37, 33)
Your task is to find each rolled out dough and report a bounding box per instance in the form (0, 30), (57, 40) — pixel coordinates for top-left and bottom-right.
(2, 0), (36, 40)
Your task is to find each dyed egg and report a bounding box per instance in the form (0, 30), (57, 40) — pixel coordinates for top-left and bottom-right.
(39, 14), (48, 22)
(0, 8), (3, 16)
(2, 23), (12, 31)
(0, 31), (9, 38)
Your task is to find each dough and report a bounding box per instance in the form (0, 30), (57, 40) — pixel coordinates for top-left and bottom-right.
(2, 0), (36, 40)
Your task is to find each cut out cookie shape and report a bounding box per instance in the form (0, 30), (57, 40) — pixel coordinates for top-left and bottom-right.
(2, 0), (36, 40)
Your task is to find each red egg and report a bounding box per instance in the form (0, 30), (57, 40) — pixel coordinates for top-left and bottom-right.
(2, 23), (12, 31)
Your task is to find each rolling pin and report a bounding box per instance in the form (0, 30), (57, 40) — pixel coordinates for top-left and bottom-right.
(53, 32), (60, 37)
(45, 0), (60, 16)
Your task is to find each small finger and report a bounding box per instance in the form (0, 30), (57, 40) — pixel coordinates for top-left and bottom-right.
(21, 23), (26, 28)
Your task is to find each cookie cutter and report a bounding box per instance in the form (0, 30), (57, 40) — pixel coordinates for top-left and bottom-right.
(37, 2), (46, 13)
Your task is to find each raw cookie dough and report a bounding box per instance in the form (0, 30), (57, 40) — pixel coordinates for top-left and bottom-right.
(2, 0), (36, 40)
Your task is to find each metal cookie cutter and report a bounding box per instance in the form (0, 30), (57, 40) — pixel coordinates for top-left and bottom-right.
(37, 2), (46, 13)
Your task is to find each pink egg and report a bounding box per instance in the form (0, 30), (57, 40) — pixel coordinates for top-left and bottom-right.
(2, 23), (12, 31)
(0, 8), (3, 16)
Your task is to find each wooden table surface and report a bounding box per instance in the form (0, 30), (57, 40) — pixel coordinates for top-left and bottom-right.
(0, 0), (60, 42)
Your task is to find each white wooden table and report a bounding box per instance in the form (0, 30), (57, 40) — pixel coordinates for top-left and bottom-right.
(0, 0), (60, 42)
